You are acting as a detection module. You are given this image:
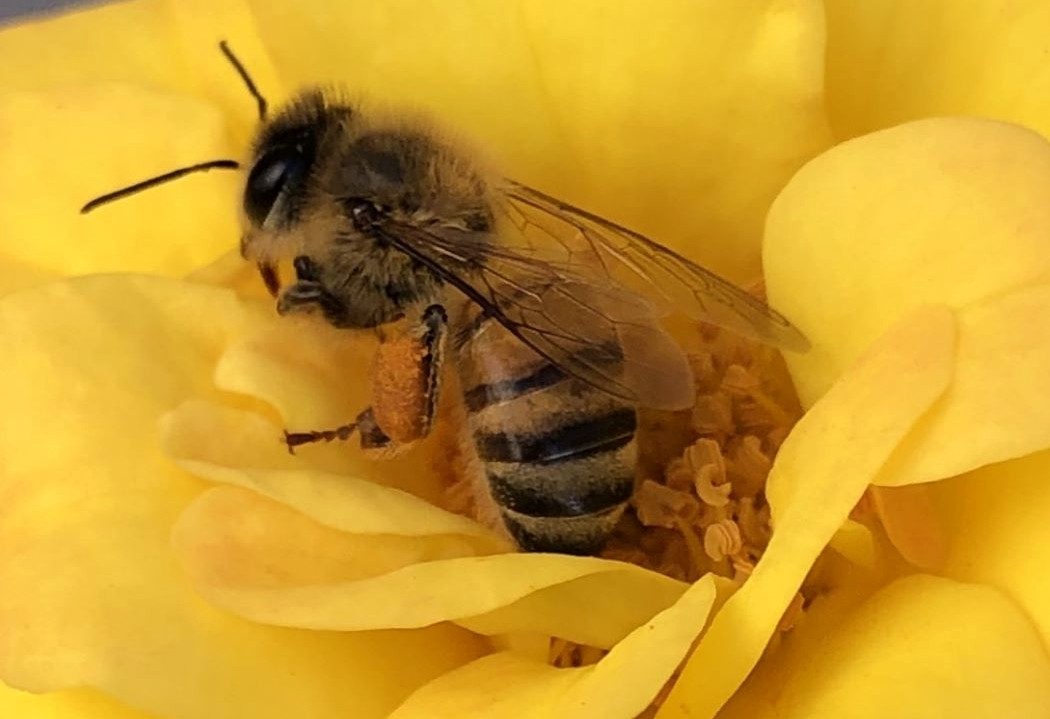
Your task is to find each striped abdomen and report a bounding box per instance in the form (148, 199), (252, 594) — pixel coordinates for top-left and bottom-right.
(455, 319), (636, 555)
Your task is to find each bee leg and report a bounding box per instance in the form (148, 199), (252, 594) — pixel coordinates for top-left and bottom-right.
(283, 419), (359, 452)
(275, 280), (348, 323)
(283, 407), (393, 454)
(275, 256), (355, 326)
(399, 304), (448, 439)
(359, 303), (447, 453)
(355, 407), (403, 457)
(283, 305), (448, 456)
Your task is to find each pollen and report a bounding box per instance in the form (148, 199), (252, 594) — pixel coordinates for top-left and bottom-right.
(371, 329), (430, 444)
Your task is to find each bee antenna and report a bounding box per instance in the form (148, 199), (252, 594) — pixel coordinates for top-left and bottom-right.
(79, 159), (241, 214)
(219, 40), (268, 120)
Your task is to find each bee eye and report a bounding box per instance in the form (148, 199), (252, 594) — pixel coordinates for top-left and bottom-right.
(244, 146), (309, 226)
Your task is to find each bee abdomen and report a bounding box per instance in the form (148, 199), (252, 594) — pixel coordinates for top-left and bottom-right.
(473, 408), (635, 466)
(460, 354), (637, 554)
(483, 426), (637, 555)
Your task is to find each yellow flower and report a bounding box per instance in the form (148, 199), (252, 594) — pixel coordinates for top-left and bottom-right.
(2, 1), (1050, 718)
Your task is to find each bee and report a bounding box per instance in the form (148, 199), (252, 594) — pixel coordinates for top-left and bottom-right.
(82, 43), (808, 555)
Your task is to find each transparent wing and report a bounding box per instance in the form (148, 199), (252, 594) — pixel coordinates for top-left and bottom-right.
(496, 181), (810, 352)
(369, 219), (696, 410)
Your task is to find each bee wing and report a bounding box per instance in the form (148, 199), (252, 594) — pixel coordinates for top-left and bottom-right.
(496, 181), (810, 352)
(370, 219), (696, 410)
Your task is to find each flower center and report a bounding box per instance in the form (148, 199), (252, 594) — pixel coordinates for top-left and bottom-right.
(601, 324), (801, 583)
(437, 323), (804, 577)
(434, 313), (805, 676)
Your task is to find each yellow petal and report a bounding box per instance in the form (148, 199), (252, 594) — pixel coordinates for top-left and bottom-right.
(0, 0), (290, 291)
(389, 577), (717, 719)
(0, 276), (483, 718)
(878, 283), (1050, 485)
(203, 315), (452, 502)
(0, 0), (184, 94)
(1, 86), (238, 292)
(758, 576), (1050, 718)
(658, 306), (955, 718)
(766, 117), (1050, 405)
(177, 515), (686, 648)
(0, 0), (280, 135)
(0, 684), (154, 719)
(248, 0), (832, 280)
(175, 484), (497, 586)
(824, 0), (1050, 140)
(163, 0), (287, 142)
(160, 399), (496, 533)
(868, 484), (948, 570)
(0, 253), (57, 298)
(159, 399), (677, 650)
(163, 399), (508, 567)
(765, 118), (1050, 483)
(826, 519), (877, 570)
(925, 448), (1050, 646)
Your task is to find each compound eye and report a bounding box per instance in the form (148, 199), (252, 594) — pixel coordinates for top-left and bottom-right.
(243, 146), (309, 226)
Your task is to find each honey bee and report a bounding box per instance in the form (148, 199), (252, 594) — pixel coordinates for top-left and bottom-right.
(83, 43), (808, 555)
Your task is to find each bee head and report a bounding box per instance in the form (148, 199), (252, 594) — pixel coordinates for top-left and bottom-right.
(79, 43), (352, 297)
(242, 90), (354, 232)
(235, 91), (357, 298)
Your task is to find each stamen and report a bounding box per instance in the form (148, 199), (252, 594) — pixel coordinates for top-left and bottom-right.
(603, 323), (802, 583)
(703, 518), (743, 562)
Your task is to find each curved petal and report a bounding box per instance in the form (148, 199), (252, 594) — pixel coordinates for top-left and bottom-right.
(162, 400), (505, 549)
(877, 283), (1050, 485)
(0, 684), (155, 719)
(175, 497), (687, 649)
(766, 119), (1050, 486)
(0, 276), (485, 719)
(921, 448), (1050, 647)
(656, 306), (955, 718)
(247, 0), (832, 280)
(198, 313), (476, 502)
(824, 0), (1050, 141)
(388, 577), (717, 719)
(867, 484), (948, 571)
(151, 285), (684, 649)
(739, 576), (1050, 718)
(766, 118), (1050, 405)
(162, 359), (686, 648)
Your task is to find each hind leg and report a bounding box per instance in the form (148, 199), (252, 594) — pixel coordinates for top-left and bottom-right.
(283, 304), (448, 456)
